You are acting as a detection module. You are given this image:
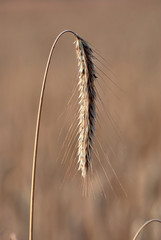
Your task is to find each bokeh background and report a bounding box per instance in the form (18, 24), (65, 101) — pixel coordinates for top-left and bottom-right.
(0, 0), (161, 240)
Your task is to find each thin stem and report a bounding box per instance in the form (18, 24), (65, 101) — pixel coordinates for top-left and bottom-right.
(29, 30), (78, 240)
(132, 219), (161, 240)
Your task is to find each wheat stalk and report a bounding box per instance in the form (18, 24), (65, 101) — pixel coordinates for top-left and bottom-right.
(132, 219), (161, 240)
(29, 30), (97, 240)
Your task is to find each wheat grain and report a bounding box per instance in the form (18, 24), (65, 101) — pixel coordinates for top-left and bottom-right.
(75, 37), (97, 178)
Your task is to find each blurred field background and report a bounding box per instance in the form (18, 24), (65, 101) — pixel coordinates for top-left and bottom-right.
(0, 0), (161, 240)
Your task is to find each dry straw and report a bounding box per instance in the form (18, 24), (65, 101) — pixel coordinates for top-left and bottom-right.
(28, 30), (161, 240)
(132, 219), (161, 240)
(29, 30), (97, 240)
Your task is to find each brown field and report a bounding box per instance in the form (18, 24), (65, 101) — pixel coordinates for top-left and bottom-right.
(0, 0), (161, 240)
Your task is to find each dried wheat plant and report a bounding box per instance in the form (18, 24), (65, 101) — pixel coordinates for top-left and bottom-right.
(29, 30), (97, 240)
(28, 30), (161, 240)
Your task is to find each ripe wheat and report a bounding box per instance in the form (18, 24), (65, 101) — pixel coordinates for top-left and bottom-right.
(28, 30), (161, 240)
(75, 36), (97, 178)
(29, 30), (97, 240)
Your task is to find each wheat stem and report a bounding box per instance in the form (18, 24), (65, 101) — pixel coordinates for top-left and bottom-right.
(29, 30), (78, 240)
(132, 219), (161, 240)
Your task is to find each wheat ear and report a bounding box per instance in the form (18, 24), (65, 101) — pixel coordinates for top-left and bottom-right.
(29, 30), (97, 240)
(75, 37), (97, 178)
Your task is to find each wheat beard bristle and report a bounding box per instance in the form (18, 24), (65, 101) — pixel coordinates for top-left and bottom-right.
(75, 36), (97, 178)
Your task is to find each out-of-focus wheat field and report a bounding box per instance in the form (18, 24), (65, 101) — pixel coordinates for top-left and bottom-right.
(0, 0), (161, 240)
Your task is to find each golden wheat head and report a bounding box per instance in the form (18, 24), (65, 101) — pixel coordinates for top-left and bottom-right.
(75, 36), (97, 178)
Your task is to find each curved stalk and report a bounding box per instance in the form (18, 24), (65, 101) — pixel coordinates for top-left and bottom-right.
(29, 30), (78, 240)
(133, 219), (161, 240)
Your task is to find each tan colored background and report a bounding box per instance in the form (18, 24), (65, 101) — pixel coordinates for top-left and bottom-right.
(0, 0), (161, 240)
